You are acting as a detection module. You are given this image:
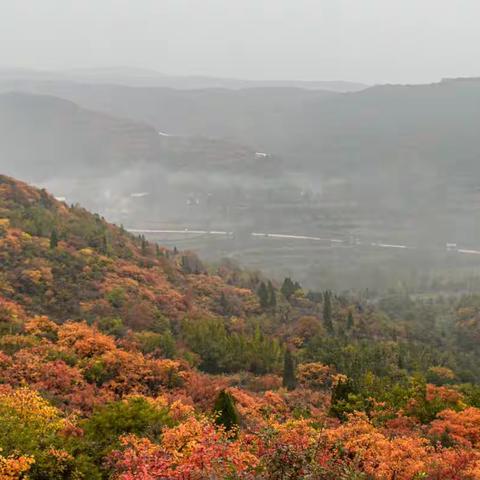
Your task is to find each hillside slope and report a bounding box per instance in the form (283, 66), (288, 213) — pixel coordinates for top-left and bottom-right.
(3, 175), (480, 478)
(0, 81), (337, 153)
(1, 174), (480, 378)
(0, 174), (259, 325)
(0, 92), (162, 181)
(0, 92), (290, 227)
(5, 77), (480, 179)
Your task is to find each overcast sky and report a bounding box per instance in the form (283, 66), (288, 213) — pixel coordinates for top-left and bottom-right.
(1, 0), (479, 85)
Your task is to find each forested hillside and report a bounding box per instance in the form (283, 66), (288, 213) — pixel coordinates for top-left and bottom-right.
(3, 174), (480, 478)
(7, 77), (480, 179)
(4, 81), (480, 283)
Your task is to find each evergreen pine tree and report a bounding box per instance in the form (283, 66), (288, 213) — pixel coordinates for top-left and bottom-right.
(398, 350), (405, 370)
(281, 277), (296, 300)
(141, 236), (148, 256)
(39, 189), (50, 207)
(330, 377), (356, 420)
(267, 281), (276, 307)
(323, 290), (334, 334)
(257, 282), (269, 309)
(213, 390), (240, 432)
(346, 310), (354, 330)
(220, 291), (229, 315)
(282, 349), (297, 391)
(100, 232), (108, 255)
(49, 228), (58, 249)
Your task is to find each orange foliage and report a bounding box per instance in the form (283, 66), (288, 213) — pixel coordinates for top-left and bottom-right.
(111, 417), (258, 480)
(0, 297), (26, 327)
(426, 384), (464, 405)
(57, 321), (116, 357)
(24, 315), (58, 337)
(0, 453), (34, 480)
(429, 407), (480, 448)
(324, 412), (432, 479)
(7, 175), (480, 480)
(297, 362), (333, 390)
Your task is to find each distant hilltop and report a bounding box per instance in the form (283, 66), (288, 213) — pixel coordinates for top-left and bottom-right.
(0, 66), (368, 93)
(441, 76), (480, 83)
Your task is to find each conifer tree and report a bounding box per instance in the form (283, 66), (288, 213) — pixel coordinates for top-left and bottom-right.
(257, 282), (269, 309)
(282, 349), (297, 391)
(213, 390), (239, 432)
(141, 236), (148, 256)
(281, 277), (296, 300)
(346, 310), (354, 330)
(330, 377), (356, 420)
(323, 290), (334, 334)
(100, 232), (108, 255)
(398, 351), (405, 370)
(220, 291), (229, 315)
(49, 228), (58, 249)
(267, 281), (276, 307)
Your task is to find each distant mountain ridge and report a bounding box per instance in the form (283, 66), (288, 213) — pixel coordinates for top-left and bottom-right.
(3, 77), (480, 274)
(0, 91), (291, 227)
(0, 66), (368, 92)
(7, 75), (480, 179)
(0, 91), (162, 181)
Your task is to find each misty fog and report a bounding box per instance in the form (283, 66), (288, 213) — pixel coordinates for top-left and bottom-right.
(2, 1), (480, 293)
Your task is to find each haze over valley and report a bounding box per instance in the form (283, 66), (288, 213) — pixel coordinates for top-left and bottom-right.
(3, 71), (480, 291)
(7, 3), (480, 478)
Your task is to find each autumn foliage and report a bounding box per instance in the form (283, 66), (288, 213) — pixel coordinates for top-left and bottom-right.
(4, 175), (480, 478)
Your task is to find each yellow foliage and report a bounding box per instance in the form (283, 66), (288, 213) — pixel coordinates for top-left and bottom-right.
(297, 362), (332, 390)
(428, 366), (456, 380)
(324, 412), (432, 480)
(0, 452), (34, 480)
(57, 321), (116, 357)
(24, 315), (58, 337)
(0, 219), (9, 230)
(161, 416), (207, 460)
(0, 387), (65, 434)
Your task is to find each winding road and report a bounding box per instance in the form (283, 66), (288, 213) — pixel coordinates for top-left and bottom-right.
(127, 228), (480, 256)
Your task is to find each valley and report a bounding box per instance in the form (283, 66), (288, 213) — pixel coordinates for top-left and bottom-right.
(5, 2), (480, 478)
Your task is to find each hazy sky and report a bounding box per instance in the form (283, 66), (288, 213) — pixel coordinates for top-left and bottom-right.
(1, 0), (479, 84)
